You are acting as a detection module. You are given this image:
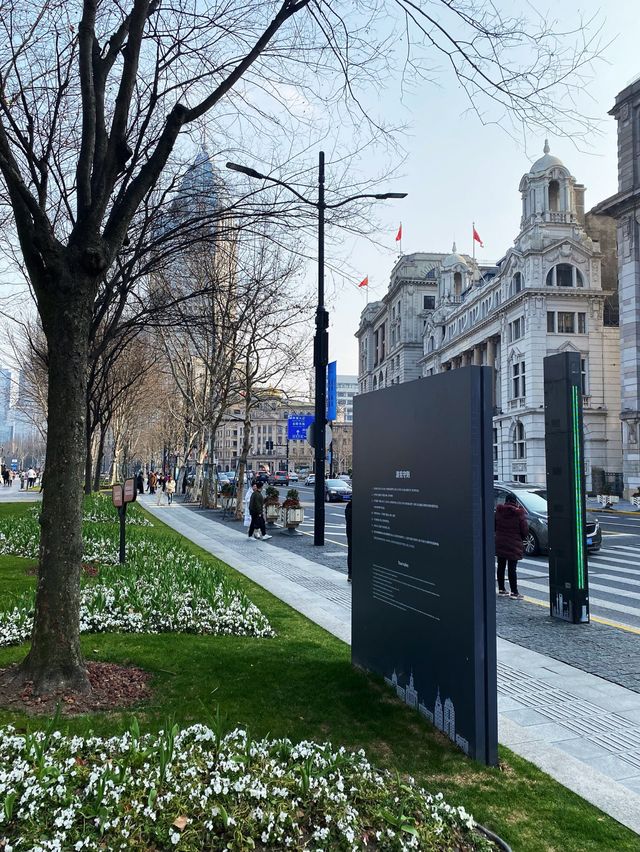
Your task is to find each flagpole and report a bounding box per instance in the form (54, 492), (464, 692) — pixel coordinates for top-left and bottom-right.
(472, 221), (475, 263)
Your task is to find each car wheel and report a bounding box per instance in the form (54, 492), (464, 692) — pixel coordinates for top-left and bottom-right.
(523, 531), (539, 556)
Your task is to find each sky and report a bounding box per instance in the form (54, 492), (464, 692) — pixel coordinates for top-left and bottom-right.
(322, 0), (639, 377)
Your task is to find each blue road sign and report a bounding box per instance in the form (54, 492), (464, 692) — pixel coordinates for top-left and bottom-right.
(327, 361), (337, 421)
(287, 414), (314, 441)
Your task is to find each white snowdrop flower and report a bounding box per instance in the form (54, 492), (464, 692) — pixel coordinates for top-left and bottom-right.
(170, 831), (180, 844)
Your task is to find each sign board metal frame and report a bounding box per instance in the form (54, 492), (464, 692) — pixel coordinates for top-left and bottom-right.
(351, 367), (497, 765)
(543, 352), (590, 623)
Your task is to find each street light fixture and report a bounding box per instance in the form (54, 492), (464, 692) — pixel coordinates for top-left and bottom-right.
(226, 153), (406, 545)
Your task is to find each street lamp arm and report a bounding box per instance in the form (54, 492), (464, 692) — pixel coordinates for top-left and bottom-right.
(226, 161), (316, 207)
(325, 192), (408, 209)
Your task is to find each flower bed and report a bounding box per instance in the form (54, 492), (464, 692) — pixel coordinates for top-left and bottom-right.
(0, 723), (495, 851)
(0, 524), (274, 647)
(81, 492), (153, 525)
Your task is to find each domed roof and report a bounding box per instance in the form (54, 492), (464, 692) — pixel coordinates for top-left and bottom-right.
(530, 139), (564, 174)
(442, 242), (468, 269)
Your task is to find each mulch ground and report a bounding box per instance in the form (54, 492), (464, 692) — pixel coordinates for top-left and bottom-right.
(0, 661), (152, 715)
(24, 562), (100, 577)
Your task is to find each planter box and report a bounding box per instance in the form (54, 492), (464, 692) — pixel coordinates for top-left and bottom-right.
(281, 506), (304, 528)
(265, 503), (280, 522)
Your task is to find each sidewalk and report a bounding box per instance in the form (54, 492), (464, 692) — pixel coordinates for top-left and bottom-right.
(141, 496), (640, 834)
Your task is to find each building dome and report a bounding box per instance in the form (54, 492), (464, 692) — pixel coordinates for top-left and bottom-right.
(530, 139), (564, 174)
(442, 242), (468, 269)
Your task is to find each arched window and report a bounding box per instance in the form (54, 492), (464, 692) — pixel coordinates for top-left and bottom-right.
(513, 421), (526, 460)
(373, 376), (378, 390)
(454, 271), (462, 296)
(511, 272), (523, 295)
(549, 180), (560, 212)
(546, 264), (584, 287)
(428, 336), (434, 353)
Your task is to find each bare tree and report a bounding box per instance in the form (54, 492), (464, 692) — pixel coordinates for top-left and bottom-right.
(0, 0), (603, 695)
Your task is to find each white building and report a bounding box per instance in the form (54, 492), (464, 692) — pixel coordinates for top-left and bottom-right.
(593, 77), (640, 498)
(420, 143), (621, 489)
(336, 375), (358, 423)
(356, 144), (622, 490)
(355, 253), (449, 395)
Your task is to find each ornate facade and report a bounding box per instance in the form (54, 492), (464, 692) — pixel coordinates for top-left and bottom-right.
(356, 144), (622, 489)
(420, 143), (621, 488)
(594, 77), (640, 497)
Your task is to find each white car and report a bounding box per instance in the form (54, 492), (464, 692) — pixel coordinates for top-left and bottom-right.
(289, 472), (299, 482)
(304, 474), (315, 486)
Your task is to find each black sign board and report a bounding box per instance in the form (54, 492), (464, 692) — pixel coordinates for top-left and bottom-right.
(352, 367), (497, 765)
(543, 352), (589, 623)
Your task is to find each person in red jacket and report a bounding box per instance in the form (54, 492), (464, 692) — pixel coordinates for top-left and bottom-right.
(495, 493), (529, 599)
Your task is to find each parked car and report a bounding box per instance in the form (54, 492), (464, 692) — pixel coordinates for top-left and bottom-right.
(304, 474), (315, 486)
(289, 472), (299, 482)
(272, 471), (290, 486)
(494, 482), (601, 556)
(255, 471), (270, 486)
(325, 478), (352, 502)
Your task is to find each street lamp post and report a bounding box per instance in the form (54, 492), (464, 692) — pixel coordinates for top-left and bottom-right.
(227, 153), (406, 545)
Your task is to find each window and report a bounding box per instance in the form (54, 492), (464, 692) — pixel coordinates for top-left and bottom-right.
(509, 317), (523, 342)
(513, 421), (526, 459)
(454, 272), (462, 296)
(511, 272), (523, 295)
(578, 312), (586, 334)
(557, 312), (575, 333)
(512, 361), (526, 399)
(493, 428), (498, 463)
(547, 312), (555, 333)
(581, 358), (588, 395)
(546, 264), (584, 287)
(549, 179), (560, 212)
(423, 295), (435, 310)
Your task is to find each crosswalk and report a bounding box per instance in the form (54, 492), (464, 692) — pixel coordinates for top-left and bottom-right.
(519, 543), (640, 629)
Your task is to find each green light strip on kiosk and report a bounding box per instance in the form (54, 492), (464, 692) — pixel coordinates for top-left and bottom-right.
(572, 385), (585, 589)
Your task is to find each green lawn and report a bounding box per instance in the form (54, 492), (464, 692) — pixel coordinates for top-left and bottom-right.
(0, 501), (636, 851)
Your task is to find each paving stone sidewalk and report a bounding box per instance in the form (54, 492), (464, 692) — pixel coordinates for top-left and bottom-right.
(143, 497), (640, 834)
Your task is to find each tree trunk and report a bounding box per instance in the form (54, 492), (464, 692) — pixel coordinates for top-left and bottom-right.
(93, 423), (107, 491)
(234, 408), (253, 520)
(18, 276), (93, 694)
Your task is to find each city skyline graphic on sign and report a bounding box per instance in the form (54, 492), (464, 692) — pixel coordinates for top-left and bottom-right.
(384, 667), (469, 755)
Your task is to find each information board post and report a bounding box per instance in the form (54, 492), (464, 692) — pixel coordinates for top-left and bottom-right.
(112, 478), (137, 564)
(352, 367), (497, 765)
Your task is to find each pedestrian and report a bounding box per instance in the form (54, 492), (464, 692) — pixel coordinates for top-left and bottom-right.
(148, 470), (157, 494)
(495, 493), (528, 599)
(136, 470), (144, 495)
(27, 467), (36, 489)
(243, 482), (255, 530)
(19, 470), (24, 490)
(248, 481), (271, 541)
(166, 475), (176, 505)
(345, 497), (352, 583)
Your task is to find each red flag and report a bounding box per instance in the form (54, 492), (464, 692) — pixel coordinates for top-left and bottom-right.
(358, 275), (369, 288)
(395, 223), (402, 242)
(473, 227), (483, 247)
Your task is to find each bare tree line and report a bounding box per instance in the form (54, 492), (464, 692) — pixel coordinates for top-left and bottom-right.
(0, 0), (605, 696)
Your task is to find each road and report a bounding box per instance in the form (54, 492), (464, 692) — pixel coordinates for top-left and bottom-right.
(508, 511), (640, 630)
(295, 485), (640, 630)
(294, 483), (349, 547)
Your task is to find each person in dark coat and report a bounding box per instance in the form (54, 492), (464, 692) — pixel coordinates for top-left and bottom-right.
(248, 482), (271, 541)
(495, 492), (528, 599)
(136, 471), (144, 495)
(345, 498), (352, 583)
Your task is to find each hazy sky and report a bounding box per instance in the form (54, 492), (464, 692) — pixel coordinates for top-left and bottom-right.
(324, 0), (638, 377)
